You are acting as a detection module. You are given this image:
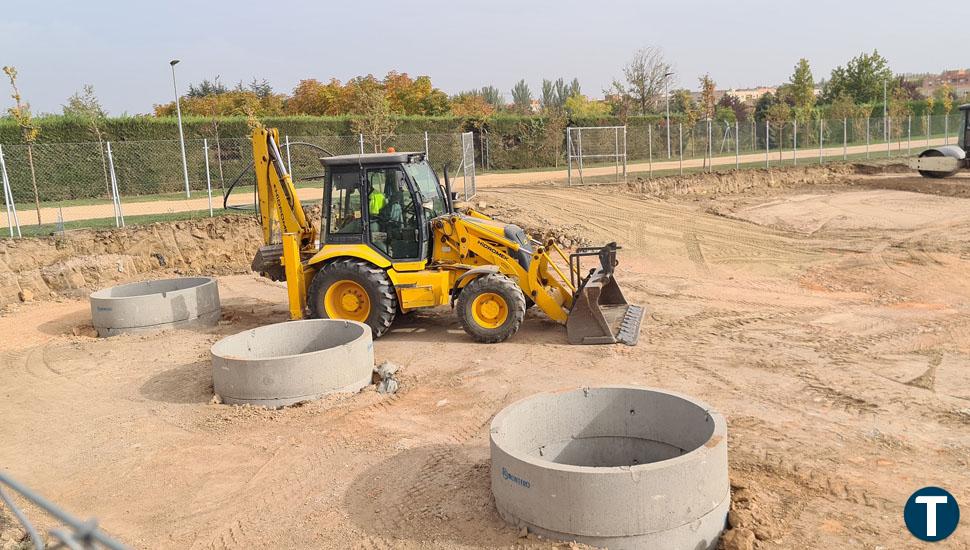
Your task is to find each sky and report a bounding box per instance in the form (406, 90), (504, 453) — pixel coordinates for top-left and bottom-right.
(0, 0), (964, 115)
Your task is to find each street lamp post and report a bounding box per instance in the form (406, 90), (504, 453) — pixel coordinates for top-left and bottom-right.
(664, 71), (674, 159)
(170, 59), (191, 198)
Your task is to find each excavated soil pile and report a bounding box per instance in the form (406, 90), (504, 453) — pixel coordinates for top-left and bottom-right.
(0, 215), (263, 308)
(624, 163), (867, 197)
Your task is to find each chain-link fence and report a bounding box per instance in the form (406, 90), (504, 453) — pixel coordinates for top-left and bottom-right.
(610, 113), (964, 174)
(0, 132), (466, 238)
(1, 113), (966, 237)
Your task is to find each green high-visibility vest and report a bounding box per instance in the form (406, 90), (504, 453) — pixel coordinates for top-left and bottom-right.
(369, 192), (386, 215)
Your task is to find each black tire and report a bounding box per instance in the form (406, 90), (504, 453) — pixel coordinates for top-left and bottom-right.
(456, 274), (526, 343)
(307, 259), (397, 337)
(918, 150), (959, 179)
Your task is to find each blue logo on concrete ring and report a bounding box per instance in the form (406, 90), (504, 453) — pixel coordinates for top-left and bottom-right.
(904, 486), (959, 541)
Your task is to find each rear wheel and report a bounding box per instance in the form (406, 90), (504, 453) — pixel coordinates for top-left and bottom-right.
(457, 274), (526, 343)
(308, 259), (397, 337)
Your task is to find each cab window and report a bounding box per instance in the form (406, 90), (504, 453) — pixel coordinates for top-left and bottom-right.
(327, 168), (363, 235)
(367, 167), (421, 260)
(403, 161), (446, 218)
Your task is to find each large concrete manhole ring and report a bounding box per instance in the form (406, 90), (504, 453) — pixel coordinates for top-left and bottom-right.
(211, 319), (374, 408)
(90, 277), (220, 337)
(490, 386), (729, 550)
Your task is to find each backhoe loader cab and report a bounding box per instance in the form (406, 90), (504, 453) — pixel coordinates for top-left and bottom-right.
(248, 128), (644, 345)
(319, 152), (446, 263)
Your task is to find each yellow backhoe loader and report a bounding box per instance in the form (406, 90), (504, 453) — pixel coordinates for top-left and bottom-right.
(247, 128), (644, 344)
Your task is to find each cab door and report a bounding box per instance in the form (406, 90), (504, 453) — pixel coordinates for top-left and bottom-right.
(364, 166), (424, 261)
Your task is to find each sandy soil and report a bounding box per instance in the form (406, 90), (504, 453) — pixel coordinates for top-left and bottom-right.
(2, 169), (970, 549)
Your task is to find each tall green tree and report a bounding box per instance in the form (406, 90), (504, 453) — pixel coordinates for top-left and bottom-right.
(787, 58), (816, 120)
(479, 86), (503, 109)
(822, 50), (893, 103)
(511, 79), (532, 114)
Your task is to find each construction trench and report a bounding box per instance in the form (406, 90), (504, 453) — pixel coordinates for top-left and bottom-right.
(2, 164), (970, 549)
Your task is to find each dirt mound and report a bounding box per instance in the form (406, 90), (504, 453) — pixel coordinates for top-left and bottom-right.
(622, 163), (882, 198)
(0, 214), (264, 309)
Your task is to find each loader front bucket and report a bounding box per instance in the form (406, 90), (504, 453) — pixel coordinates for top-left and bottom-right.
(565, 243), (645, 345)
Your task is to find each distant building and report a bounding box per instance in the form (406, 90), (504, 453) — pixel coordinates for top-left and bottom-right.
(529, 99), (541, 113)
(916, 69), (970, 99)
(724, 86), (777, 104)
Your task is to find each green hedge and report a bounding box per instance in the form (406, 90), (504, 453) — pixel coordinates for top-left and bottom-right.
(0, 115), (470, 144)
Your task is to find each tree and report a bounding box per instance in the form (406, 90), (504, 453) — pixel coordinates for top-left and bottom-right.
(479, 86), (503, 109)
(187, 77), (228, 98)
(935, 83), (955, 114)
(608, 46), (673, 115)
(822, 50), (893, 103)
(3, 66), (42, 225)
(63, 85), (111, 196)
(698, 74), (716, 120)
(350, 84), (396, 152)
(787, 58), (816, 121)
(511, 79), (533, 114)
(287, 78), (345, 115)
(450, 93), (495, 119)
(717, 94), (748, 122)
(563, 94), (611, 117)
(539, 78), (580, 112)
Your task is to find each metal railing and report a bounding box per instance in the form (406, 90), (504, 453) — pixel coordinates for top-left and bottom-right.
(0, 471), (128, 549)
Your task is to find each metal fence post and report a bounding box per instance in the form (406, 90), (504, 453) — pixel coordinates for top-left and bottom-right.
(793, 119), (798, 166)
(648, 125), (653, 179)
(566, 128), (572, 186)
(843, 118), (848, 160)
(424, 131), (429, 156)
(944, 115), (949, 145)
(926, 114), (930, 145)
(614, 127), (620, 181)
(865, 118), (870, 159)
(887, 118), (892, 158)
(907, 115), (912, 155)
(735, 120), (739, 170)
(765, 119), (770, 169)
(203, 139), (213, 217)
(577, 129), (584, 184)
(359, 134), (365, 154)
(818, 118), (823, 164)
(678, 123), (683, 175)
(106, 142), (125, 228)
(284, 135), (293, 176)
(0, 144), (21, 238)
(707, 118), (712, 172)
(622, 125), (627, 182)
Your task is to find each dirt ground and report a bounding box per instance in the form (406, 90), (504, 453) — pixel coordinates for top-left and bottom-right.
(2, 167), (970, 549)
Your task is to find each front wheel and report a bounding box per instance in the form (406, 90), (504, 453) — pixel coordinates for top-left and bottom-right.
(307, 259), (398, 337)
(456, 274), (526, 343)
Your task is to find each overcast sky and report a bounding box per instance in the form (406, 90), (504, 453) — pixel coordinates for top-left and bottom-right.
(1, 0), (963, 115)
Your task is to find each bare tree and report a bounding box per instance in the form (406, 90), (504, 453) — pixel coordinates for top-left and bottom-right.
(351, 86), (397, 152)
(608, 47), (673, 115)
(3, 66), (42, 225)
(63, 85), (111, 197)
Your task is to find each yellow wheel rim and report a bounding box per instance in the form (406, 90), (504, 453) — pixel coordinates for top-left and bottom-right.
(471, 292), (508, 329)
(324, 280), (371, 322)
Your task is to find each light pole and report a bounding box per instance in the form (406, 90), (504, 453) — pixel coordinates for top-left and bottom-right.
(170, 59), (190, 198)
(664, 71), (674, 159)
